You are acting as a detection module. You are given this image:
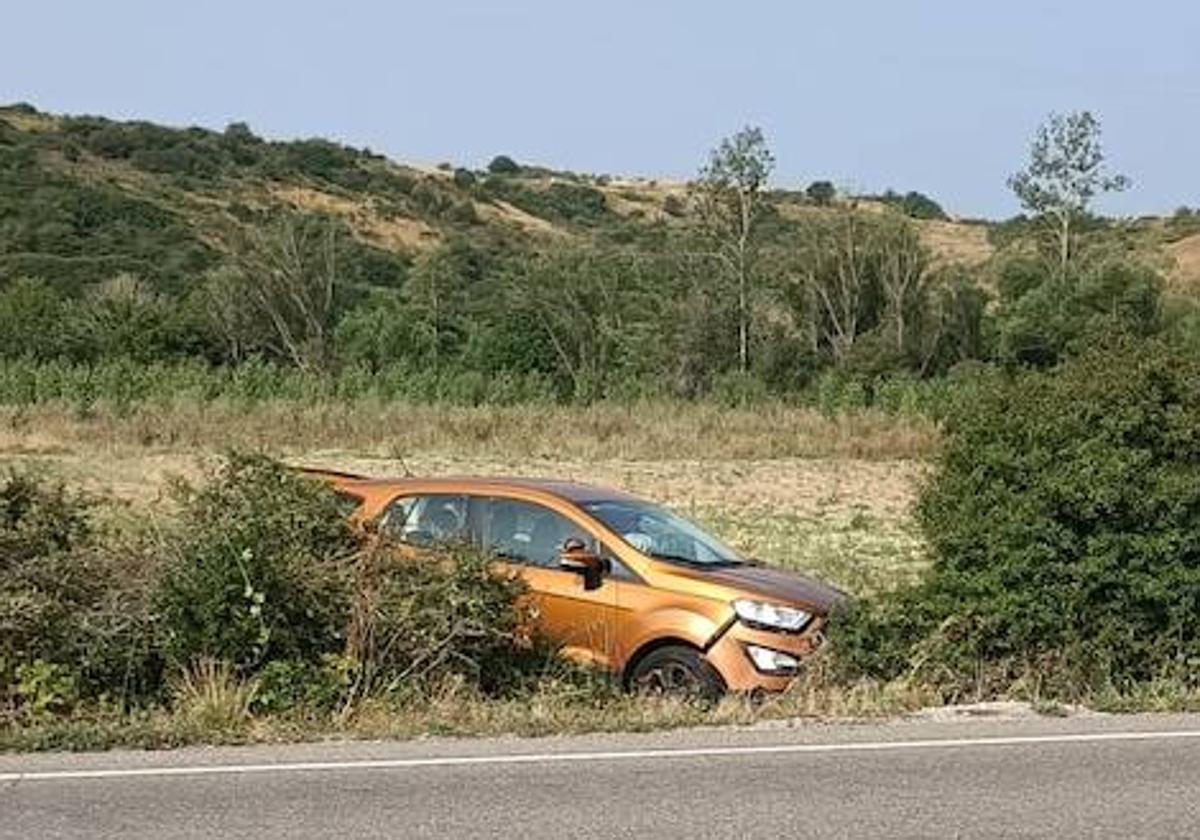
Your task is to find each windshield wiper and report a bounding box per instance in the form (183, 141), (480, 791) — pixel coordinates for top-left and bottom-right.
(649, 552), (741, 568)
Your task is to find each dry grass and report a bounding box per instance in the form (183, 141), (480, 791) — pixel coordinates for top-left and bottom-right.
(0, 665), (940, 753)
(1167, 233), (1200, 292)
(0, 401), (937, 463)
(0, 402), (933, 595)
(269, 184), (440, 250)
(169, 661), (258, 734)
(915, 218), (994, 267)
(475, 199), (568, 236)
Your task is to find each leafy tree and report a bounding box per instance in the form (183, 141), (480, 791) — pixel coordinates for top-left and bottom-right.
(897, 191), (946, 220)
(452, 167), (476, 189)
(1008, 111), (1130, 273)
(692, 126), (776, 373)
(785, 210), (984, 377)
(206, 217), (344, 372)
(805, 180), (836, 206)
(788, 209), (887, 363)
(913, 267), (990, 375)
(874, 214), (933, 355)
(993, 255), (1162, 368)
(73, 274), (179, 362)
(333, 292), (427, 371)
(0, 278), (73, 360)
(487, 155), (520, 175)
(497, 248), (659, 400)
(404, 248), (470, 373)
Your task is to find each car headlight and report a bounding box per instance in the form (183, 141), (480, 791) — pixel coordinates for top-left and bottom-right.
(745, 644), (801, 675)
(732, 599), (812, 632)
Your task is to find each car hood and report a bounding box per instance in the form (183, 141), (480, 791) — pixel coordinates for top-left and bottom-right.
(664, 562), (848, 614)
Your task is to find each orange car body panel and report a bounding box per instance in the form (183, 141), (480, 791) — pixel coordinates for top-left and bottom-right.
(309, 471), (839, 692)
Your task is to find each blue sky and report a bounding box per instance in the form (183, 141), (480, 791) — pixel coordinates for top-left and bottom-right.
(3, 1), (1196, 218)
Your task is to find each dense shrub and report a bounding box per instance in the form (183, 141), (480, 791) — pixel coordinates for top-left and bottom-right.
(156, 454), (355, 671)
(3, 450), (548, 723)
(487, 155), (520, 174)
(875, 189), (947, 220)
(452, 168), (476, 189)
(0, 475), (159, 711)
(834, 339), (1200, 697)
(346, 540), (540, 699)
(805, 180), (836, 206)
(0, 278), (74, 360)
(994, 257), (1162, 368)
(481, 178), (610, 225)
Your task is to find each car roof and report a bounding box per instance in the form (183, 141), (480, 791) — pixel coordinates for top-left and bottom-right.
(337, 475), (644, 504)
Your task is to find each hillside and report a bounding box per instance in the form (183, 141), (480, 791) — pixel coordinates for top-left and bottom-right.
(0, 104), (1013, 288)
(5, 103), (1198, 295)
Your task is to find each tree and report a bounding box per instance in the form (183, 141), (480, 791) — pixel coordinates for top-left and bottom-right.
(790, 209), (883, 363)
(405, 248), (465, 374)
(75, 274), (177, 362)
(1007, 111), (1130, 273)
(875, 214), (933, 355)
(487, 155), (520, 175)
(993, 255), (1162, 369)
(806, 180), (836, 206)
(835, 339), (1200, 694)
(498, 248), (654, 400)
(205, 217), (342, 371)
(0, 278), (72, 360)
(786, 209), (980, 375)
(692, 126), (776, 373)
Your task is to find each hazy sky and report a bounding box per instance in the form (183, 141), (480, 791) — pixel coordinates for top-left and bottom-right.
(3, 1), (1197, 218)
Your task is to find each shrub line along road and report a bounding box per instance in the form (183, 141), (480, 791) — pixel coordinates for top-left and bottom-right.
(4, 714), (1200, 839)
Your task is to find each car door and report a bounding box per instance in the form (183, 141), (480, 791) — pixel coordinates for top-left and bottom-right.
(477, 497), (617, 669)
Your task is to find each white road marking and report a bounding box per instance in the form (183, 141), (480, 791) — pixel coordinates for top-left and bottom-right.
(3, 729), (1199, 784)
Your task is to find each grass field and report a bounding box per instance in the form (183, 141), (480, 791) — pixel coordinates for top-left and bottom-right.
(0, 402), (932, 598)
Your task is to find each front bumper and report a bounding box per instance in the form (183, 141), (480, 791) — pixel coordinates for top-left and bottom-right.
(705, 618), (826, 692)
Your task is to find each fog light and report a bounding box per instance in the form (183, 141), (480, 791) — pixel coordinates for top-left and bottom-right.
(745, 644), (800, 675)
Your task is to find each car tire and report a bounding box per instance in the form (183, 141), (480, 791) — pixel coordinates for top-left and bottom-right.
(628, 645), (726, 702)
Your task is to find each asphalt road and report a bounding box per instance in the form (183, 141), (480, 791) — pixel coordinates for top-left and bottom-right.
(3, 712), (1200, 839)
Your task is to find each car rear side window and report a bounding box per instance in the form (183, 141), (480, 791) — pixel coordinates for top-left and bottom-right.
(380, 494), (470, 547)
(333, 491), (365, 519)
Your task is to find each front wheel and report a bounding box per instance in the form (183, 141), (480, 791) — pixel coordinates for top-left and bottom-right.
(628, 645), (726, 702)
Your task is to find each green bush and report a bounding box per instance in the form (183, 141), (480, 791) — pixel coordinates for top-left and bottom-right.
(156, 454), (355, 672)
(876, 189), (947, 220)
(346, 540), (542, 698)
(487, 155), (520, 174)
(452, 168), (476, 189)
(253, 657), (351, 714)
(834, 339), (1200, 697)
(805, 180), (836, 206)
(994, 257), (1162, 368)
(0, 475), (160, 710)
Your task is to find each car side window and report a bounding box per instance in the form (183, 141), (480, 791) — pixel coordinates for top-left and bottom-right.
(333, 491), (365, 519)
(380, 494), (470, 547)
(481, 498), (593, 569)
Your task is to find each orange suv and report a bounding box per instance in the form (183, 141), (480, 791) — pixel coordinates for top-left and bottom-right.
(313, 472), (844, 697)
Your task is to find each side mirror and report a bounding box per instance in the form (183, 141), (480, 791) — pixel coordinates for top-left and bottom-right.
(559, 539), (607, 591)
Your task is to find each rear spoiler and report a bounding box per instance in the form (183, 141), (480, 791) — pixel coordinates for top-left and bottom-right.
(290, 465), (371, 483)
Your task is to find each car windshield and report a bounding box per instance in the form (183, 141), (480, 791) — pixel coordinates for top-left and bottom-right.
(580, 499), (743, 567)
